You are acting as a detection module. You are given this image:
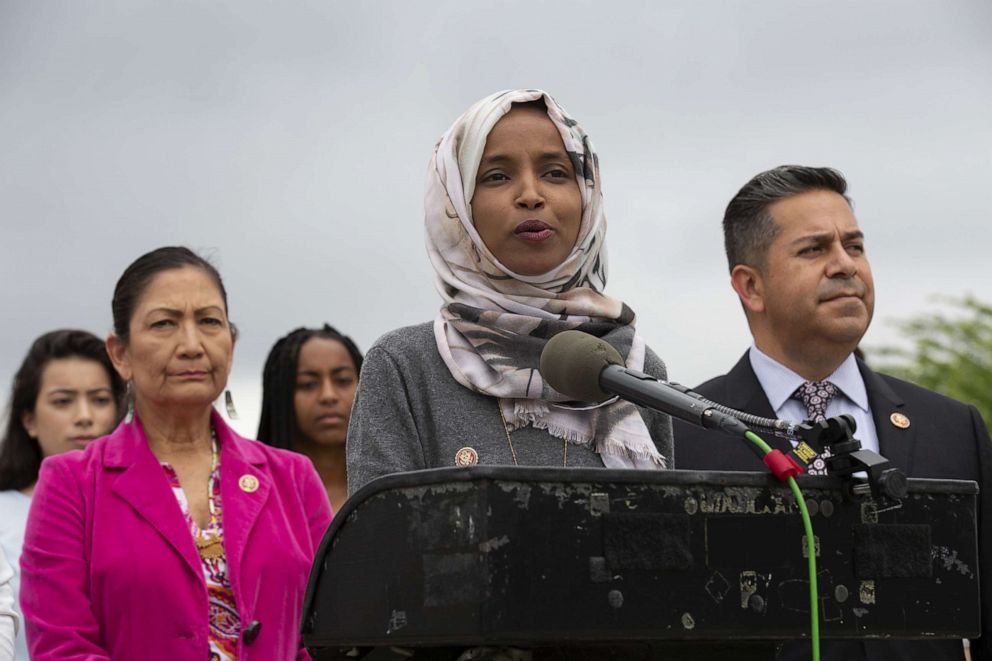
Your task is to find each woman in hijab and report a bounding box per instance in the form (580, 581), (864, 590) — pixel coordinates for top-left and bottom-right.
(347, 89), (673, 493)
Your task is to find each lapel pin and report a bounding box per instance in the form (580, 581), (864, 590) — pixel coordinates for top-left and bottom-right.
(239, 474), (260, 493)
(454, 447), (479, 466)
(889, 412), (911, 429)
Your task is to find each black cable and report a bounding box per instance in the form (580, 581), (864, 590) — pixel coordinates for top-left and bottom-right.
(665, 381), (801, 438)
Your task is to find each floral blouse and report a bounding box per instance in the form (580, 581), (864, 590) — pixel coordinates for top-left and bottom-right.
(162, 447), (240, 660)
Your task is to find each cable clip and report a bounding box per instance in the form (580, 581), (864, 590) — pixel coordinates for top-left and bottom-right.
(763, 449), (804, 482)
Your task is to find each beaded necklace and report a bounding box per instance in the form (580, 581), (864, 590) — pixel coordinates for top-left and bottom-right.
(194, 428), (223, 561)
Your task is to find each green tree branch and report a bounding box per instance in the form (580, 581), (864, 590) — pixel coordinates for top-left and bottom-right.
(869, 295), (992, 424)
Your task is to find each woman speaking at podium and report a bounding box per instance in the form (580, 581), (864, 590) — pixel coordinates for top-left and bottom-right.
(348, 89), (673, 493)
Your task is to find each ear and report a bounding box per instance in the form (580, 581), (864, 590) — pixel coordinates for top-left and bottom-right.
(21, 410), (38, 439)
(106, 335), (132, 382)
(730, 264), (766, 315)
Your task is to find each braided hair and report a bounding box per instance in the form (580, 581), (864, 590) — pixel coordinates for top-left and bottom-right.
(256, 325), (364, 450)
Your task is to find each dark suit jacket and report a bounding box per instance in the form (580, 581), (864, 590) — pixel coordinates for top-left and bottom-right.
(674, 352), (992, 661)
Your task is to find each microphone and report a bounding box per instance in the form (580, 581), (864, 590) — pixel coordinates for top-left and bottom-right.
(540, 330), (749, 436)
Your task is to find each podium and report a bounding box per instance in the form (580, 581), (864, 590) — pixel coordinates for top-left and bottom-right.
(302, 467), (979, 660)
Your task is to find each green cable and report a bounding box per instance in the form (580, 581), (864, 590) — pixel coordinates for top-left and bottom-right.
(744, 430), (820, 661)
(743, 430), (774, 455)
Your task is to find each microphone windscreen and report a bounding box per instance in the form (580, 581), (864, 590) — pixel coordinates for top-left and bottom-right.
(540, 330), (624, 402)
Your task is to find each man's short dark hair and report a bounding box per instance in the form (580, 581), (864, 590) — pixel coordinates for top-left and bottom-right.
(723, 165), (851, 272)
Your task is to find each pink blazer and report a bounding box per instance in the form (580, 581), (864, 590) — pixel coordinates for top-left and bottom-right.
(20, 410), (332, 660)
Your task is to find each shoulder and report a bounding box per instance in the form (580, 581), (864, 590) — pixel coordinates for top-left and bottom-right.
(225, 436), (325, 506)
(0, 490), (30, 534)
(639, 343), (676, 460)
(0, 490), (29, 507)
(689, 352), (755, 399)
(240, 437), (306, 465)
(224, 430), (316, 476)
(679, 364), (738, 403)
(869, 368), (981, 418)
(361, 321), (445, 384)
(211, 413), (317, 480)
(643, 344), (669, 380)
(39, 431), (116, 480)
(873, 369), (961, 403)
(367, 322), (436, 357)
(0, 490), (30, 515)
(692, 373), (731, 397)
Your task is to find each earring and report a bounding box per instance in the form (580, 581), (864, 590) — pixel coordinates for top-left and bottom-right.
(124, 380), (135, 424)
(225, 390), (239, 420)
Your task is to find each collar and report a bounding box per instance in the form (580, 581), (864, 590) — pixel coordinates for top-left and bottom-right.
(748, 344), (870, 413)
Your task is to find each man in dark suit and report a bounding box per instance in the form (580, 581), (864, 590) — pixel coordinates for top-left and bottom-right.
(674, 165), (991, 660)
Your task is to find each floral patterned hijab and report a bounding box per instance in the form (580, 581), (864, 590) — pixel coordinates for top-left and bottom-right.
(425, 89), (665, 469)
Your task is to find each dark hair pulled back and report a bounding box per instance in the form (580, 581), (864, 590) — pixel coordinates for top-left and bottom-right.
(112, 246), (231, 343)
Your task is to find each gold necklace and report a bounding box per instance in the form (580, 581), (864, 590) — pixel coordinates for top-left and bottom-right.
(497, 401), (567, 467)
(194, 429), (223, 561)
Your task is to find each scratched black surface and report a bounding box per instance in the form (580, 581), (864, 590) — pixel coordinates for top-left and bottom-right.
(303, 467), (979, 657)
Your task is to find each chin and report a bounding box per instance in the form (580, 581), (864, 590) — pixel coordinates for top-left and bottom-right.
(505, 246), (570, 277)
(299, 428), (345, 446)
(826, 323), (869, 347)
(509, 263), (547, 277)
(161, 392), (224, 409)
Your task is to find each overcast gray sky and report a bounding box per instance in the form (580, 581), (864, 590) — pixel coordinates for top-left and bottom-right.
(2, 0), (990, 436)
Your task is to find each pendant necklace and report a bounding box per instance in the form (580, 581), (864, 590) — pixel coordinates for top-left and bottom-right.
(497, 401), (567, 467)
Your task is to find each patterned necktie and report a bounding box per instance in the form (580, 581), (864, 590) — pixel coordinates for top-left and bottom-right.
(792, 380), (839, 475)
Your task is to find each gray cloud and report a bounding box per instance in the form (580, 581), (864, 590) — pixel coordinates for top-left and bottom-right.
(2, 0), (990, 435)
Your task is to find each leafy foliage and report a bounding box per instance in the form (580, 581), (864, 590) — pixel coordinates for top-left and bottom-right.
(869, 296), (992, 425)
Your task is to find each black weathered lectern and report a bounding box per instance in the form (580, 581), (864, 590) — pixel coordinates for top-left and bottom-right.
(302, 467), (979, 660)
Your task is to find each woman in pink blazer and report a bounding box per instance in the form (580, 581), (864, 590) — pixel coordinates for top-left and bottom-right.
(20, 247), (332, 660)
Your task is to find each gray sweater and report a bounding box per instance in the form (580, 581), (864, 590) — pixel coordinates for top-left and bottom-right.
(346, 322), (674, 494)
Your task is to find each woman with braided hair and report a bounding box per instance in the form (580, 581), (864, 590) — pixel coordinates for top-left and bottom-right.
(347, 90), (674, 494)
(258, 325), (363, 513)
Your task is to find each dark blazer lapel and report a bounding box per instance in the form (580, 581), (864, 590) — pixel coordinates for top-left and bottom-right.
(721, 353), (778, 418)
(858, 360), (916, 474)
(215, 412), (271, 600)
(107, 420), (203, 581)
(720, 353), (798, 455)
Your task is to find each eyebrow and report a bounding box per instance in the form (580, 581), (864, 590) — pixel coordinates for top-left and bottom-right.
(479, 150), (571, 165)
(791, 230), (865, 246)
(146, 305), (226, 316)
(296, 366), (356, 377)
(46, 387), (114, 396)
